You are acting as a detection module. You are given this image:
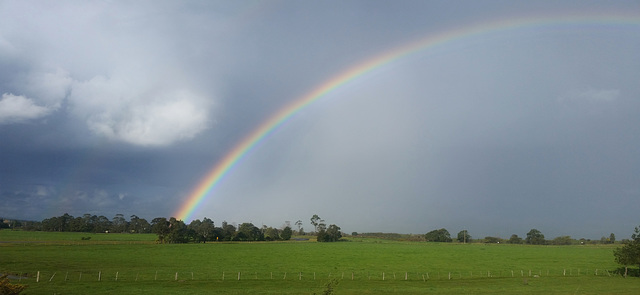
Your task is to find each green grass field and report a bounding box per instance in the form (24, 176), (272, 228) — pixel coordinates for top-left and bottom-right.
(1, 230), (639, 294)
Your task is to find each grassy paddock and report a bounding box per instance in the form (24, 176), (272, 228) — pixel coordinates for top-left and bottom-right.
(1, 231), (638, 294)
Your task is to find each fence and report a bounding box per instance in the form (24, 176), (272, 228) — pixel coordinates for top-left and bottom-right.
(8, 267), (619, 284)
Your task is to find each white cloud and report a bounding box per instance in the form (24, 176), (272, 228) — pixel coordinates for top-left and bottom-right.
(0, 93), (53, 123)
(69, 75), (212, 146)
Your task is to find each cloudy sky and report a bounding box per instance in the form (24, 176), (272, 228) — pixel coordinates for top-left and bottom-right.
(1, 1), (639, 239)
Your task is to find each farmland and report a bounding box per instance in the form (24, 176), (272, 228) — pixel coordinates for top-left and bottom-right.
(1, 231), (638, 294)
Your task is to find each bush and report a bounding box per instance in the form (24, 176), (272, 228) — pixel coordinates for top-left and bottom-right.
(0, 274), (27, 295)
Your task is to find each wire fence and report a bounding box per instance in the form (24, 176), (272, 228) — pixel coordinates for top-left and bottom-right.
(6, 267), (621, 284)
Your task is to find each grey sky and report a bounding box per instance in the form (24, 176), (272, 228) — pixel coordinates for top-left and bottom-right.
(1, 1), (639, 239)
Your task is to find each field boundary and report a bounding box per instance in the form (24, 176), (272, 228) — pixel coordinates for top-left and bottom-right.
(6, 267), (621, 285)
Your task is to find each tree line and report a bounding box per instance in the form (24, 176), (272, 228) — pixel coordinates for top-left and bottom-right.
(2, 213), (342, 243)
(421, 228), (618, 245)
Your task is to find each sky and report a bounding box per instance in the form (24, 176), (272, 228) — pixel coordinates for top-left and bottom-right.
(1, 0), (639, 240)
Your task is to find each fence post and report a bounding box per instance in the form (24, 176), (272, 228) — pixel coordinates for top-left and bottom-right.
(238, 272), (240, 280)
(405, 272), (408, 280)
(175, 272), (178, 281)
(36, 271), (40, 283)
(49, 272), (56, 282)
(116, 272), (119, 281)
(99, 271), (101, 281)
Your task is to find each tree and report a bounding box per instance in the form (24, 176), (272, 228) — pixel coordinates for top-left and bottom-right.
(614, 226), (640, 277)
(457, 230), (471, 243)
(295, 220), (303, 235)
(610, 233), (616, 244)
(111, 214), (127, 233)
(220, 221), (236, 241)
(317, 224), (342, 242)
(310, 215), (322, 232)
(508, 234), (523, 244)
(281, 226), (293, 240)
(264, 227), (280, 241)
(129, 215), (150, 233)
(235, 223), (263, 241)
(425, 228), (452, 242)
(151, 217), (170, 243)
(166, 217), (189, 243)
(551, 236), (573, 245)
(525, 229), (545, 245)
(484, 236), (501, 244)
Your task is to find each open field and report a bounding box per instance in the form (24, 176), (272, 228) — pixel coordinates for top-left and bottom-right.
(1, 231), (639, 294)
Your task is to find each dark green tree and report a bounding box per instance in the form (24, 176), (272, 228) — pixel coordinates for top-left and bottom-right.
(281, 226), (293, 240)
(151, 217), (170, 243)
(220, 221), (236, 241)
(551, 236), (573, 245)
(484, 236), (501, 244)
(317, 224), (342, 242)
(457, 230), (471, 243)
(525, 229), (545, 245)
(507, 234), (523, 244)
(264, 227), (280, 241)
(614, 226), (640, 277)
(425, 228), (452, 242)
(235, 223), (263, 241)
(166, 217), (189, 243)
(110, 213), (127, 233)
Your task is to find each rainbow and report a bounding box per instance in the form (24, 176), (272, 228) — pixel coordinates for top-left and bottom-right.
(174, 12), (639, 221)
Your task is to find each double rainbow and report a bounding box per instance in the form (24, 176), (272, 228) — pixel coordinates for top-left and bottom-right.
(174, 12), (639, 221)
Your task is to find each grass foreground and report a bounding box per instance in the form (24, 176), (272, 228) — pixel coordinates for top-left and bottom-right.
(1, 230), (639, 294)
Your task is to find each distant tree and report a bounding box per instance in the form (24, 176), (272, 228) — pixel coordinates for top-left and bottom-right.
(94, 215), (111, 233)
(317, 224), (342, 242)
(610, 233), (616, 244)
(484, 236), (501, 244)
(264, 227), (280, 241)
(508, 234), (523, 244)
(614, 226), (640, 277)
(151, 217), (170, 243)
(199, 217), (215, 242)
(281, 226), (293, 241)
(310, 215), (322, 232)
(525, 229), (545, 245)
(167, 217), (189, 243)
(220, 221), (236, 241)
(457, 230), (471, 243)
(295, 220), (303, 235)
(129, 215), (150, 233)
(425, 228), (452, 242)
(551, 236), (573, 245)
(235, 223), (263, 241)
(111, 214), (127, 233)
